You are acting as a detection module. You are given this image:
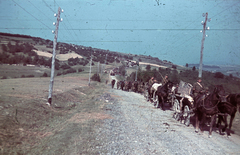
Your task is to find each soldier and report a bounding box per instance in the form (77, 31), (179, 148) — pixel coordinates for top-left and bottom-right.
(192, 77), (205, 99)
(148, 77), (154, 87)
(148, 77), (155, 99)
(162, 74), (169, 85)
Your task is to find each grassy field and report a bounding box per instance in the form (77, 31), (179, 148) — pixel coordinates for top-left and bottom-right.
(0, 72), (112, 154)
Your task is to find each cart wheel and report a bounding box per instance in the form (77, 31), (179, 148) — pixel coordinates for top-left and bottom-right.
(183, 105), (190, 126)
(175, 113), (180, 121)
(173, 99), (180, 113)
(155, 95), (159, 107)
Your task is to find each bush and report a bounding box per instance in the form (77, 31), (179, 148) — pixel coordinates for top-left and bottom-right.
(60, 63), (71, 70)
(214, 72), (224, 79)
(62, 68), (76, 75)
(26, 75), (35, 78)
(91, 73), (101, 82)
(42, 72), (48, 77)
(1, 76), (7, 79)
(78, 68), (84, 72)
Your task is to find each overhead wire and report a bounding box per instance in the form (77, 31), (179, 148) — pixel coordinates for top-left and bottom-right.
(12, 0), (52, 30)
(159, 0), (240, 58)
(41, 0), (78, 44)
(54, 1), (80, 42)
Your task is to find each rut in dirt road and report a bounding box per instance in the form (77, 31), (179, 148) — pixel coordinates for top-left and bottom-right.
(96, 88), (240, 154)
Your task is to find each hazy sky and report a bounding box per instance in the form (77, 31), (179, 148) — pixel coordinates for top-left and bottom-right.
(0, 0), (239, 65)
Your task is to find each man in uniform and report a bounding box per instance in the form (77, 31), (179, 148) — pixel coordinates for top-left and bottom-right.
(148, 77), (155, 100)
(192, 78), (207, 107)
(162, 74), (169, 85)
(192, 78), (205, 98)
(148, 77), (154, 87)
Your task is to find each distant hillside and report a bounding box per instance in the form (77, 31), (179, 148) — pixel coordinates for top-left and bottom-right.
(188, 64), (240, 78)
(1, 32), (239, 80)
(0, 32), (178, 69)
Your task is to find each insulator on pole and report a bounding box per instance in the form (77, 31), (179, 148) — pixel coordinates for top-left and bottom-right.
(52, 30), (55, 34)
(53, 22), (56, 26)
(54, 13), (57, 17)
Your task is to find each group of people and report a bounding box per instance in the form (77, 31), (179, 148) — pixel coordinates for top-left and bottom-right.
(148, 74), (209, 102)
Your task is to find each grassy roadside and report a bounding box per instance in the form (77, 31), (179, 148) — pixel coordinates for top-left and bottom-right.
(0, 75), (112, 154)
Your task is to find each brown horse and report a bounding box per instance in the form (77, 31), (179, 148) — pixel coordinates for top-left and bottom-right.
(111, 79), (116, 89)
(155, 81), (173, 110)
(217, 94), (240, 137)
(194, 85), (226, 138)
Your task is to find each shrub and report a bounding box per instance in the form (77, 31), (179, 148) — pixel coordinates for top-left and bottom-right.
(26, 75), (35, 78)
(91, 73), (101, 82)
(78, 68), (84, 72)
(214, 72), (224, 79)
(42, 72), (48, 77)
(60, 63), (71, 70)
(1, 76), (7, 79)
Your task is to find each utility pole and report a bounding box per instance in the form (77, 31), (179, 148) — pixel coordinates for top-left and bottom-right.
(104, 53), (108, 70)
(97, 61), (100, 74)
(135, 61), (139, 81)
(88, 51), (92, 86)
(47, 7), (63, 105)
(199, 12), (210, 78)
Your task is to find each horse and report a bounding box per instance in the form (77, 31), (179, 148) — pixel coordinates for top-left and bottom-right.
(132, 81), (139, 92)
(155, 81), (173, 110)
(216, 94), (240, 137)
(120, 81), (125, 90)
(111, 79), (116, 89)
(117, 81), (120, 89)
(125, 81), (132, 92)
(147, 83), (162, 102)
(194, 85), (226, 138)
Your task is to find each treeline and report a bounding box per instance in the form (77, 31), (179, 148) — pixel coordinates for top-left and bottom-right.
(0, 42), (86, 73)
(126, 65), (240, 93)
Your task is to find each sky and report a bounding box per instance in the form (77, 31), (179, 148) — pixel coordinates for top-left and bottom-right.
(0, 0), (239, 66)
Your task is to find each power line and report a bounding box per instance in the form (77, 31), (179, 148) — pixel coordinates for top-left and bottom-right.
(42, 0), (55, 13)
(12, 0), (52, 30)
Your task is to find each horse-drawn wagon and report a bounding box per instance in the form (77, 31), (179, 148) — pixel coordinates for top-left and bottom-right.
(172, 80), (194, 126)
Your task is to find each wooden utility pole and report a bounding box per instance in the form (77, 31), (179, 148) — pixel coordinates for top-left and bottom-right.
(47, 7), (62, 105)
(88, 52), (92, 86)
(135, 61), (139, 81)
(199, 12), (210, 78)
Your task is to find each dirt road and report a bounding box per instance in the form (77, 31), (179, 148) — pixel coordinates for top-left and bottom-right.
(96, 86), (240, 154)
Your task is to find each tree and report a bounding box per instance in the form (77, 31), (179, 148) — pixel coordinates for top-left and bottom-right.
(192, 66), (196, 71)
(119, 65), (126, 76)
(1, 44), (7, 52)
(146, 64), (151, 71)
(172, 65), (177, 69)
(214, 72), (224, 79)
(91, 73), (101, 82)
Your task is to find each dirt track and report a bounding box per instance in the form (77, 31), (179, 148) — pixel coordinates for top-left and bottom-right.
(99, 86), (240, 154)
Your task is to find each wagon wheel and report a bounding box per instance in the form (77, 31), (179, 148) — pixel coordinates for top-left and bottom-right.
(155, 95), (159, 107)
(183, 105), (190, 126)
(172, 99), (180, 119)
